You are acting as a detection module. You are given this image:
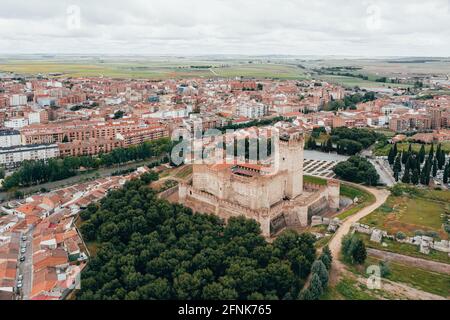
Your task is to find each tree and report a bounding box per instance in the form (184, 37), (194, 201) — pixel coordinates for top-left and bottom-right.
(77, 178), (318, 300)
(319, 246), (332, 271)
(311, 260), (328, 288)
(333, 156), (379, 186)
(0, 167), (4, 179)
(306, 136), (316, 150)
(393, 156), (401, 182)
(444, 164), (449, 185)
(388, 145), (396, 165)
(401, 152), (408, 165)
(351, 239), (367, 264)
(325, 138), (333, 153)
(396, 231), (406, 240)
(432, 158), (438, 177)
(420, 162), (430, 185)
(437, 147), (445, 170)
(411, 169), (419, 185)
(306, 274), (323, 300)
(113, 110), (125, 119)
(428, 144), (434, 161)
(341, 234), (366, 265)
(379, 261), (391, 278)
(418, 145), (426, 164)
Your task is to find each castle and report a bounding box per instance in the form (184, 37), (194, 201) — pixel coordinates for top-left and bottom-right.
(178, 126), (340, 237)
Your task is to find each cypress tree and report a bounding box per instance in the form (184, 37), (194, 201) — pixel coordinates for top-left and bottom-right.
(432, 158), (438, 177)
(428, 144), (434, 161)
(326, 139), (333, 152)
(437, 149), (445, 170)
(388, 146), (396, 165)
(443, 165), (449, 185)
(401, 152), (408, 164)
(411, 169), (419, 185)
(418, 144), (425, 164)
(402, 168), (411, 184)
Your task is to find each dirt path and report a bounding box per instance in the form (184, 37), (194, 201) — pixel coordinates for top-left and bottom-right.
(353, 274), (447, 300)
(367, 248), (450, 275)
(326, 183), (447, 300)
(328, 184), (390, 285)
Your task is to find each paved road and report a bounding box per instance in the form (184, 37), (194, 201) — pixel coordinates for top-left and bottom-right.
(304, 150), (349, 162)
(18, 228), (33, 300)
(0, 157), (163, 202)
(368, 248), (450, 275)
(370, 158), (396, 187)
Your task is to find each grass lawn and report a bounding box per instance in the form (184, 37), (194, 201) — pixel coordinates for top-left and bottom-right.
(360, 188), (449, 239)
(321, 278), (379, 300)
(374, 129), (396, 138)
(337, 184), (376, 220)
(174, 165), (193, 179)
(304, 175), (327, 186)
(348, 256), (450, 297)
(383, 260), (450, 298)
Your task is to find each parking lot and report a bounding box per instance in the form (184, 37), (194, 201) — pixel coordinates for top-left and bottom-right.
(303, 150), (349, 179)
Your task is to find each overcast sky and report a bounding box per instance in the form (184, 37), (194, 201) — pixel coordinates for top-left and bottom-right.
(0, 0), (449, 57)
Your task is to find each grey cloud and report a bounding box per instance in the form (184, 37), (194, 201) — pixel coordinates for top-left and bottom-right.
(0, 0), (448, 56)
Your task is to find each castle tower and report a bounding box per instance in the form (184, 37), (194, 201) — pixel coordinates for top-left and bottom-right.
(278, 131), (304, 200)
(327, 179), (340, 210)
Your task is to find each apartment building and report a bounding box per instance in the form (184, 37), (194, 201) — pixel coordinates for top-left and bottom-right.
(0, 144), (59, 168)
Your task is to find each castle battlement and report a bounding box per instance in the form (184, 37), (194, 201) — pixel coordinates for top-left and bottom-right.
(178, 124), (339, 237)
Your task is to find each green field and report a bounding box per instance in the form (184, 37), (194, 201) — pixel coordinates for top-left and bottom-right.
(345, 256), (450, 297)
(374, 142), (450, 157)
(321, 277), (379, 300)
(3, 57), (448, 88)
(368, 257), (450, 297)
(360, 187), (449, 239)
(316, 74), (413, 89)
(304, 175), (328, 185)
(0, 59), (308, 80)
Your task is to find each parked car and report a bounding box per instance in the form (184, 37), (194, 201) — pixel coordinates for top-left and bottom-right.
(18, 275), (23, 281)
(19, 256), (25, 262)
(17, 283), (23, 289)
(20, 248), (26, 254)
(21, 236), (27, 241)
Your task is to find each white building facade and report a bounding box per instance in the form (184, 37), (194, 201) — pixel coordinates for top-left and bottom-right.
(0, 144), (59, 168)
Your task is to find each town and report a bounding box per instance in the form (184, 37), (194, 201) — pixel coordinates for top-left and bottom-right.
(0, 63), (449, 301)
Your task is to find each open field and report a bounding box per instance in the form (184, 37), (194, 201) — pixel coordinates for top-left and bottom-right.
(3, 56), (449, 84)
(303, 57), (450, 78)
(374, 142), (450, 157)
(316, 74), (412, 89)
(345, 256), (450, 297)
(0, 58), (308, 80)
(321, 277), (380, 300)
(360, 187), (449, 239)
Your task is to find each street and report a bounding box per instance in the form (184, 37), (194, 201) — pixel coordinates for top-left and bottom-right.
(17, 227), (34, 300)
